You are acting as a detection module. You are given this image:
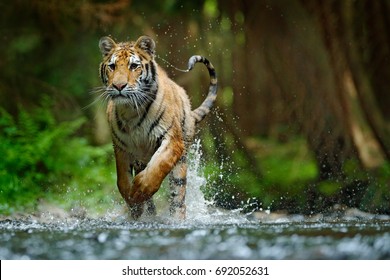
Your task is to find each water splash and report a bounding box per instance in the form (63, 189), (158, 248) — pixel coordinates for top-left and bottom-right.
(105, 138), (254, 225)
(185, 139), (209, 220)
(184, 139), (252, 225)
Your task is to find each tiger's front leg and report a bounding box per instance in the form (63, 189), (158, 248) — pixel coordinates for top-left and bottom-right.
(133, 162), (157, 217)
(113, 146), (146, 219)
(130, 136), (185, 206)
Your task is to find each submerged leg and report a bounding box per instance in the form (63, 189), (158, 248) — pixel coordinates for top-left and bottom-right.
(169, 155), (187, 219)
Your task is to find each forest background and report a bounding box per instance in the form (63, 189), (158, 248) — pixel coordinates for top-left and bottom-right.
(1, 0), (389, 216)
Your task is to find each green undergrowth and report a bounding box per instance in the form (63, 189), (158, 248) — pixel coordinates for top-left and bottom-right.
(0, 106), (119, 215)
(202, 135), (390, 214)
(202, 136), (318, 211)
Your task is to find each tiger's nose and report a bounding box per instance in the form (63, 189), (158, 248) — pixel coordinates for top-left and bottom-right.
(113, 82), (127, 92)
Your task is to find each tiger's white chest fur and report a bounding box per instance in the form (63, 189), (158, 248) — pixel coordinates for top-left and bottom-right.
(107, 96), (169, 163)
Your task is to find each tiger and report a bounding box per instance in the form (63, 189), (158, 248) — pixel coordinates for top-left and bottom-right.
(98, 35), (218, 219)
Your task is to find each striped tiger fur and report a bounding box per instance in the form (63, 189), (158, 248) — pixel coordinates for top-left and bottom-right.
(98, 35), (218, 219)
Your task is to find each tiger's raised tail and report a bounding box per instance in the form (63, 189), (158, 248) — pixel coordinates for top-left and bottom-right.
(187, 55), (218, 124)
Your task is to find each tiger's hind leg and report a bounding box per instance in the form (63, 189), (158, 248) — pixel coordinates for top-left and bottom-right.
(169, 155), (187, 219)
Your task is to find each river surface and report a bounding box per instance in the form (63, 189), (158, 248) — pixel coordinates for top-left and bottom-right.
(1, 209), (389, 260)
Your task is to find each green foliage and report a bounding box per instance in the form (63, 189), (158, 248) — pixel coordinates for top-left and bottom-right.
(9, 33), (41, 55)
(317, 180), (340, 196)
(359, 162), (390, 213)
(202, 133), (390, 213)
(203, 0), (219, 18)
(259, 138), (318, 187)
(202, 136), (318, 211)
(0, 105), (116, 214)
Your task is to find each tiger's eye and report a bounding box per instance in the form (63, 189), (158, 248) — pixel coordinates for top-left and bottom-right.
(108, 63), (116, 70)
(130, 63), (139, 70)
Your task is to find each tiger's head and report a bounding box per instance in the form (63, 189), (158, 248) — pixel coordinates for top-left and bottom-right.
(99, 35), (158, 107)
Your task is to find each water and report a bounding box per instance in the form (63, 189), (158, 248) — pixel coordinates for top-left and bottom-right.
(1, 217), (389, 259)
(1, 141), (389, 260)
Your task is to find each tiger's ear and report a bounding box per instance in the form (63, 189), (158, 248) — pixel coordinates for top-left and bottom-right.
(135, 36), (156, 56)
(99, 36), (116, 56)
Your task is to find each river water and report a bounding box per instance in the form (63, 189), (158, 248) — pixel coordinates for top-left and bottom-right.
(1, 142), (389, 260)
(1, 213), (389, 259)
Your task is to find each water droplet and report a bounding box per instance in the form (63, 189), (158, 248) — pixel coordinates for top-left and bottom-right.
(97, 232), (109, 243)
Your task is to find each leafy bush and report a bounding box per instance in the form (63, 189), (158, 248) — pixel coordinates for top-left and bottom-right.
(0, 105), (116, 214)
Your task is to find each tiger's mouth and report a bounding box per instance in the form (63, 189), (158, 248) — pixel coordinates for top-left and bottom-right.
(109, 92), (133, 104)
(111, 93), (127, 99)
(107, 86), (132, 98)
(106, 89), (132, 103)
(107, 89), (147, 111)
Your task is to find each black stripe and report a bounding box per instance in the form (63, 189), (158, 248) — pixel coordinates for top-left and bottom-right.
(170, 177), (187, 186)
(201, 57), (217, 79)
(143, 63), (150, 84)
(181, 110), (186, 127)
(155, 122), (174, 148)
(150, 61), (157, 81)
(113, 143), (126, 153)
(111, 129), (127, 150)
(181, 112), (186, 136)
(136, 103), (151, 127)
(145, 63), (149, 76)
(208, 68), (216, 79)
(148, 108), (165, 135)
(100, 63), (107, 84)
(136, 88), (157, 127)
(138, 52), (147, 60)
(115, 110), (126, 133)
(179, 98), (186, 126)
(180, 102), (187, 138)
(134, 160), (146, 172)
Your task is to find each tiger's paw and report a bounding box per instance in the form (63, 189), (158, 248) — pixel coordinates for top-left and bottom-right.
(130, 170), (161, 204)
(129, 203), (144, 220)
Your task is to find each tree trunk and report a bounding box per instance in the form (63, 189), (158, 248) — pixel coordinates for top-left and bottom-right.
(302, 0), (386, 169)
